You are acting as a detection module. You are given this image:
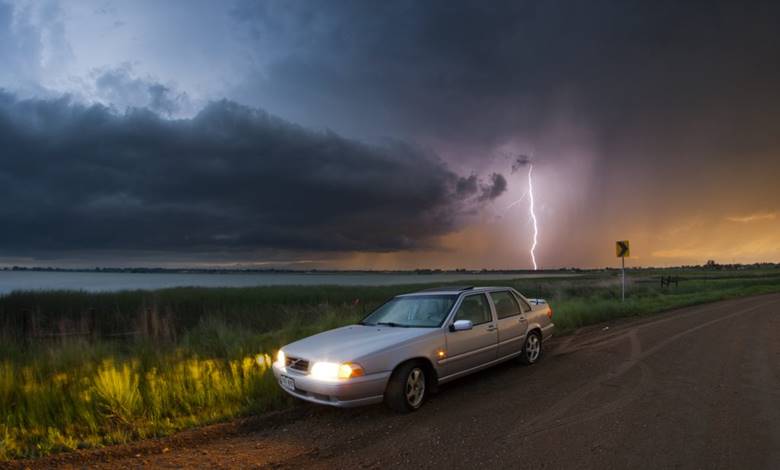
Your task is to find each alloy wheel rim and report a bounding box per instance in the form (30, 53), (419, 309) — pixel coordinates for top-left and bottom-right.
(405, 368), (426, 408)
(526, 335), (540, 362)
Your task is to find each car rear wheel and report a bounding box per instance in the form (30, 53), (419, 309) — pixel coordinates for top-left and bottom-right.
(519, 330), (542, 365)
(385, 361), (427, 413)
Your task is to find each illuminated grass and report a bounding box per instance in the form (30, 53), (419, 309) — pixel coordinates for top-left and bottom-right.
(0, 352), (282, 459)
(0, 268), (779, 459)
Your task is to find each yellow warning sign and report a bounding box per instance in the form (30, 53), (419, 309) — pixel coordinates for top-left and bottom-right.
(616, 240), (630, 258)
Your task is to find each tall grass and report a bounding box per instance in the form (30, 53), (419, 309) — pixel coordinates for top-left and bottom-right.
(0, 351), (281, 458)
(552, 272), (780, 332)
(0, 268), (779, 459)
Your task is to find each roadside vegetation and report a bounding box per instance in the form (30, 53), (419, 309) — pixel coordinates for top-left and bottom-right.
(1, 268), (779, 460)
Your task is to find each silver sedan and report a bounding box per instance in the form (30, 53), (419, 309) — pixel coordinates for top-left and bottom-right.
(272, 285), (554, 412)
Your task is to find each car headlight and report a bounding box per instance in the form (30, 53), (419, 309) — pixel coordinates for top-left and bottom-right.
(276, 349), (286, 366)
(310, 361), (364, 380)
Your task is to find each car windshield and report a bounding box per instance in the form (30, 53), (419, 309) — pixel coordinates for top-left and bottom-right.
(360, 294), (458, 328)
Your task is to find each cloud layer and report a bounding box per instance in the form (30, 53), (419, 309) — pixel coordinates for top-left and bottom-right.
(0, 92), (505, 257)
(229, 0), (780, 151)
(1, 0), (780, 267)
(91, 65), (193, 116)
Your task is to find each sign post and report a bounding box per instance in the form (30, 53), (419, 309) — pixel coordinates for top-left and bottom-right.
(615, 240), (630, 301)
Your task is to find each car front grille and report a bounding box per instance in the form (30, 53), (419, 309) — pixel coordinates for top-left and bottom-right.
(285, 356), (310, 372)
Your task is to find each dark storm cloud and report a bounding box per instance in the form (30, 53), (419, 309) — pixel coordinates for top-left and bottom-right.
(455, 175), (478, 198)
(479, 174), (507, 201)
(511, 155), (531, 173)
(0, 92), (505, 255)
(93, 66), (191, 116)
(232, 0), (780, 156)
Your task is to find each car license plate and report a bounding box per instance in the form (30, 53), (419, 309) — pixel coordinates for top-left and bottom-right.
(279, 375), (295, 391)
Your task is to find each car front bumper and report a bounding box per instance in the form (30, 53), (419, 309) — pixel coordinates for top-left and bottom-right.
(272, 362), (391, 408)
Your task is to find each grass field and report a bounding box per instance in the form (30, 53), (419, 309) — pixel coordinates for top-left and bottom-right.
(1, 268), (779, 459)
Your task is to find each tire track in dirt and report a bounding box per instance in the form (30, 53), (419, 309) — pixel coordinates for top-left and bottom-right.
(507, 298), (776, 440)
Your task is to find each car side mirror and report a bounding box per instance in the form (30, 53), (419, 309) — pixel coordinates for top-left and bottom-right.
(450, 319), (473, 332)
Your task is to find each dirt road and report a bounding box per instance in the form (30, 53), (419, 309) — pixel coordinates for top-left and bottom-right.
(11, 293), (780, 469)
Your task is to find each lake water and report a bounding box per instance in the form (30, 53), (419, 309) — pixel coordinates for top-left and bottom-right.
(0, 270), (576, 294)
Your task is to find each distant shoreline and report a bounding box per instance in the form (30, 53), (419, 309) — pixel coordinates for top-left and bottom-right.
(0, 270), (581, 295)
(0, 266), (579, 275)
(1, 263), (777, 275)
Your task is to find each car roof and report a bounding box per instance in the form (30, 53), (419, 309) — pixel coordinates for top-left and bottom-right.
(398, 286), (513, 296)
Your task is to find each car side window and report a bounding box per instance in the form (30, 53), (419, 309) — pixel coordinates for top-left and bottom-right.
(490, 291), (522, 319)
(454, 294), (492, 325)
(512, 292), (532, 313)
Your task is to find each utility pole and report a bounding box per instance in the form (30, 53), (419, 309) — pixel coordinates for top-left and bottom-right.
(616, 240), (630, 302)
(621, 255), (625, 302)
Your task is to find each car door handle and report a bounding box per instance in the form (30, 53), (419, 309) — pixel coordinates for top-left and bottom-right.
(486, 325), (497, 332)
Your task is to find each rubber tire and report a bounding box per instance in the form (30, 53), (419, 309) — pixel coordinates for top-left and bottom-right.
(384, 361), (427, 413)
(519, 330), (543, 365)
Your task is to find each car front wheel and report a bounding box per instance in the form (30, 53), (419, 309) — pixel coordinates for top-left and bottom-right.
(385, 361), (427, 413)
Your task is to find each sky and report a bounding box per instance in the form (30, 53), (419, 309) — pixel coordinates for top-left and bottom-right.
(1, 0), (779, 270)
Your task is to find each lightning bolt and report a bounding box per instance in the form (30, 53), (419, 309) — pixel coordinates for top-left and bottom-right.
(505, 190), (528, 210)
(528, 164), (538, 270)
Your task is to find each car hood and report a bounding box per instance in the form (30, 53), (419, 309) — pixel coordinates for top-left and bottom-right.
(282, 324), (435, 363)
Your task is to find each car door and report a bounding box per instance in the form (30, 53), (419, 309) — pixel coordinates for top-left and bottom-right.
(442, 293), (498, 377)
(490, 290), (528, 358)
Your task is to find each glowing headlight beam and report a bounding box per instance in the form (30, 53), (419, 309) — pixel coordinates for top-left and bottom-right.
(528, 164), (538, 270)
